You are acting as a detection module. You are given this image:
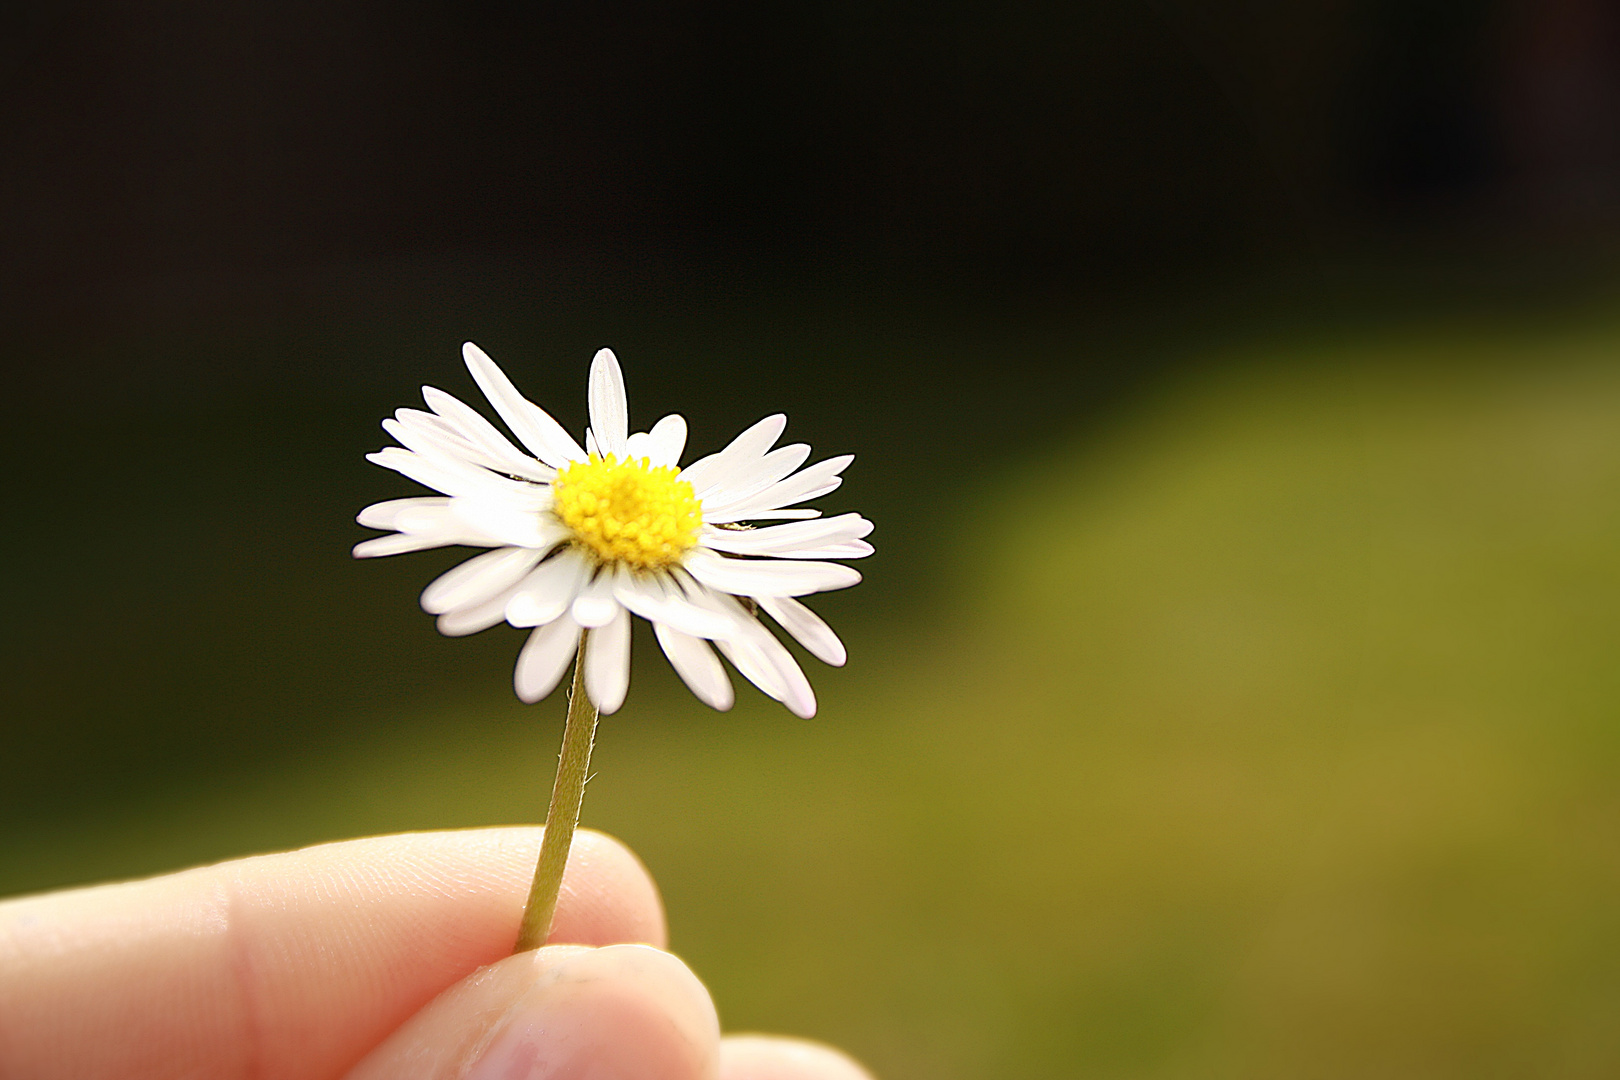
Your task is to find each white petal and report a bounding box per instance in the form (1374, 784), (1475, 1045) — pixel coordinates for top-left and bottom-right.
(462, 342), (586, 467)
(421, 546), (543, 614)
(367, 500), (488, 541)
(828, 542), (876, 558)
(571, 571), (621, 628)
(697, 443), (810, 511)
(389, 501), (474, 535)
(506, 549), (591, 627)
(719, 508), (823, 521)
(717, 454), (854, 517)
(699, 514), (873, 557)
(670, 580), (787, 699)
(584, 608), (631, 714)
(710, 621), (816, 717)
(715, 636), (783, 701)
(645, 414), (688, 467)
(757, 596), (847, 666)
(655, 624), (734, 710)
(685, 550), (862, 597)
(387, 409), (548, 484)
(354, 532), (466, 558)
(436, 591), (512, 636)
(366, 447), (517, 502)
(420, 386), (523, 453)
(749, 627), (817, 718)
(364, 447), (471, 498)
(388, 410), (490, 466)
(612, 572), (740, 640)
(585, 428), (601, 458)
(422, 386), (556, 482)
(450, 496), (566, 549)
(588, 348), (629, 457)
(381, 417), (549, 500)
(744, 540), (872, 559)
(624, 431), (653, 458)
(515, 618), (582, 703)
(357, 497), (450, 530)
(679, 414), (787, 495)
(353, 501), (500, 554)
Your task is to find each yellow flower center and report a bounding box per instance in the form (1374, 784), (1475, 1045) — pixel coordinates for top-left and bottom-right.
(552, 453), (703, 569)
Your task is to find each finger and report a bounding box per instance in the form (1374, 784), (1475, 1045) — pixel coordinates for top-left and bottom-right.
(0, 827), (664, 1080)
(345, 944), (719, 1080)
(720, 1035), (875, 1080)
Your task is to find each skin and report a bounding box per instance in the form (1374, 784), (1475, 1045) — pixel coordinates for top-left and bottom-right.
(0, 828), (873, 1080)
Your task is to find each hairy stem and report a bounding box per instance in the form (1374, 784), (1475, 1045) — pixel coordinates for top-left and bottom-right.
(514, 632), (599, 952)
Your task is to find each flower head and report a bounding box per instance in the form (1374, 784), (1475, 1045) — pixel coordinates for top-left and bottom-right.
(355, 343), (872, 717)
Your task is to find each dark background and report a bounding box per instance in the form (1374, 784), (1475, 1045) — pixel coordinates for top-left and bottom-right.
(8, 0), (1619, 329)
(5, 3), (1620, 1076)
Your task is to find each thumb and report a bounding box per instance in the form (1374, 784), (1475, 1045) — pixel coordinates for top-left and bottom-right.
(345, 944), (720, 1080)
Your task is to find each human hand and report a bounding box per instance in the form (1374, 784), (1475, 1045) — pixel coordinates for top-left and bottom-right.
(0, 828), (872, 1079)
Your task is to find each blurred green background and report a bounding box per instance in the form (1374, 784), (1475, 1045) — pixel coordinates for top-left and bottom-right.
(6, 2), (1620, 1078)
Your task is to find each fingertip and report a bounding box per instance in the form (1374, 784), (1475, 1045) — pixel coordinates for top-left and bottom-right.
(470, 946), (717, 1080)
(553, 828), (667, 949)
(0, 828), (671, 1080)
(720, 1035), (876, 1080)
(277, 825), (666, 950)
(347, 944), (719, 1080)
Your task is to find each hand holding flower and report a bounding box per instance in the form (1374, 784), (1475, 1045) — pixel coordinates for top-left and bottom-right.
(0, 829), (873, 1080)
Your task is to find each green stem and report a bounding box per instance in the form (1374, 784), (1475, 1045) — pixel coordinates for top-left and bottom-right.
(514, 631), (600, 952)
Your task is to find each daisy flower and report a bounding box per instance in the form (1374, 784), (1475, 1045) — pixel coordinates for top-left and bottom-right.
(355, 342), (872, 719)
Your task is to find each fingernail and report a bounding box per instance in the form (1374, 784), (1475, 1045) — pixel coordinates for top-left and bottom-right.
(467, 944), (719, 1080)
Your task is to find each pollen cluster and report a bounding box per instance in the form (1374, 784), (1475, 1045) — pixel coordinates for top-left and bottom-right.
(552, 453), (703, 569)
